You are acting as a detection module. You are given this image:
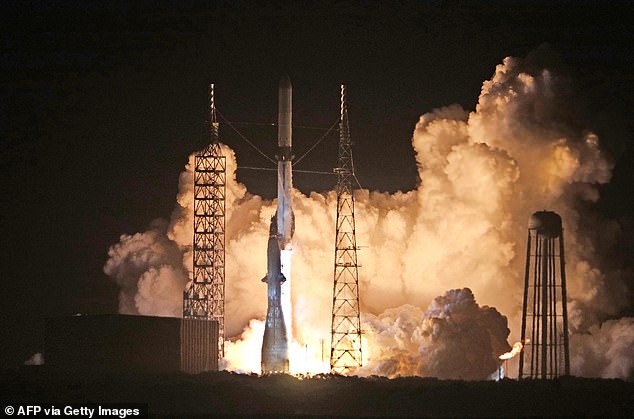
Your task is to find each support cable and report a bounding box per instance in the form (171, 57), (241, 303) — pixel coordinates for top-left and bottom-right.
(231, 121), (332, 131)
(238, 166), (335, 175)
(352, 173), (364, 191)
(293, 119), (340, 167)
(216, 110), (276, 165)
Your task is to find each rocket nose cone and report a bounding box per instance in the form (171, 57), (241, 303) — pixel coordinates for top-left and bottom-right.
(280, 74), (292, 90)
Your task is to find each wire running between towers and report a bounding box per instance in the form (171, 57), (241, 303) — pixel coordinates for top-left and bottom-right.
(216, 111), (363, 188)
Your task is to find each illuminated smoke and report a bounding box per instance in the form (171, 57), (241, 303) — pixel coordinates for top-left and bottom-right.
(24, 352), (45, 366)
(359, 288), (510, 380)
(221, 319), (265, 374)
(103, 219), (187, 317)
(104, 53), (633, 379)
(570, 317), (634, 379)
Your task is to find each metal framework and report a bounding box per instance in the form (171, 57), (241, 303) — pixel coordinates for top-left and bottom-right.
(330, 84), (362, 373)
(519, 211), (570, 379)
(183, 83), (227, 361)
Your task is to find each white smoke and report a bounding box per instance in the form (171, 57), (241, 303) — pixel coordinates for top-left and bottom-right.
(221, 319), (265, 374)
(24, 352), (45, 366)
(103, 219), (187, 317)
(104, 53), (633, 379)
(570, 317), (634, 379)
(359, 288), (510, 380)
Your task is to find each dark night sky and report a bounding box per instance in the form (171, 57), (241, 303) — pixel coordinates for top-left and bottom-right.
(1, 1), (633, 368)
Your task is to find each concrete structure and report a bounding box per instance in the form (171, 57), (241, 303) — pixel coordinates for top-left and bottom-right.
(44, 314), (218, 374)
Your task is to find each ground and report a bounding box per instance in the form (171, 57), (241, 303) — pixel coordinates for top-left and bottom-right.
(1, 368), (632, 418)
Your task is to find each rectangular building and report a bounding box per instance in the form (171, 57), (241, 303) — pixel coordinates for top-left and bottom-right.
(45, 314), (217, 374)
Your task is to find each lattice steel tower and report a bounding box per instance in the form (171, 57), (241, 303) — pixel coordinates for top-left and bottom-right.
(519, 210), (570, 379)
(330, 84), (362, 373)
(183, 83), (227, 359)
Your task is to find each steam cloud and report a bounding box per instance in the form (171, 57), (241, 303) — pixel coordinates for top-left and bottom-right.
(105, 54), (633, 379)
(359, 288), (510, 380)
(24, 352), (45, 366)
(104, 219), (187, 317)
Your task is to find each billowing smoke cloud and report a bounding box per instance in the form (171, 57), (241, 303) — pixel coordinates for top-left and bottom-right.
(570, 317), (634, 379)
(24, 352), (45, 366)
(359, 288), (510, 380)
(103, 219), (187, 317)
(104, 53), (633, 379)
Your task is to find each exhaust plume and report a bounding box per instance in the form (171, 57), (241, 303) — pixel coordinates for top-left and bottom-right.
(359, 288), (510, 380)
(570, 317), (634, 379)
(105, 52), (633, 379)
(103, 219), (187, 317)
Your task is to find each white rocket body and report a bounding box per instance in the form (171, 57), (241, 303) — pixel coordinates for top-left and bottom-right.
(261, 76), (295, 374)
(276, 75), (294, 249)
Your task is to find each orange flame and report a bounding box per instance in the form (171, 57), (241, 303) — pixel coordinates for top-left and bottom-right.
(499, 341), (523, 360)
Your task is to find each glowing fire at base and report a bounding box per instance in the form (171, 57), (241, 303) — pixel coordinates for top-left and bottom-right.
(497, 341), (524, 380)
(288, 339), (330, 376)
(223, 248), (331, 376)
(499, 341), (524, 360)
(282, 249), (333, 375)
(222, 321), (331, 376)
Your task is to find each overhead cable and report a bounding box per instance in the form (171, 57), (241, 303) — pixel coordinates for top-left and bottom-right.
(217, 110), (276, 165)
(293, 119), (339, 167)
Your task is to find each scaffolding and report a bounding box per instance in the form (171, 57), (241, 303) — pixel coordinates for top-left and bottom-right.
(330, 84), (363, 373)
(183, 84), (226, 369)
(519, 210), (570, 379)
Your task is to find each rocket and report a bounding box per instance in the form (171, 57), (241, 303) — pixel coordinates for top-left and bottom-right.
(276, 75), (294, 249)
(261, 76), (295, 373)
(260, 219), (289, 373)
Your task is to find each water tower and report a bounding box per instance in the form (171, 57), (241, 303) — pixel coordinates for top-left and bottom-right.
(519, 211), (570, 379)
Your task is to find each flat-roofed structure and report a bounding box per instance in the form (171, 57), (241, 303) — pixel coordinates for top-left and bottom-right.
(45, 314), (218, 374)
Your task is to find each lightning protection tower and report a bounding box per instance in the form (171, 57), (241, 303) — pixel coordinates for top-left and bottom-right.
(330, 84), (363, 374)
(519, 210), (570, 379)
(183, 83), (227, 370)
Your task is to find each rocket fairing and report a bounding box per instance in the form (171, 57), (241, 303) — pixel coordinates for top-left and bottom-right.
(261, 76), (295, 374)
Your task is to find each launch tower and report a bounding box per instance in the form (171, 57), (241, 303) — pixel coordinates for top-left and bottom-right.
(519, 211), (570, 379)
(183, 83), (227, 365)
(330, 84), (363, 373)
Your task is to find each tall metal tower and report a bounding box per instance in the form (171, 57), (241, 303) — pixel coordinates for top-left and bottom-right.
(183, 83), (227, 361)
(330, 84), (362, 374)
(519, 210), (570, 379)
